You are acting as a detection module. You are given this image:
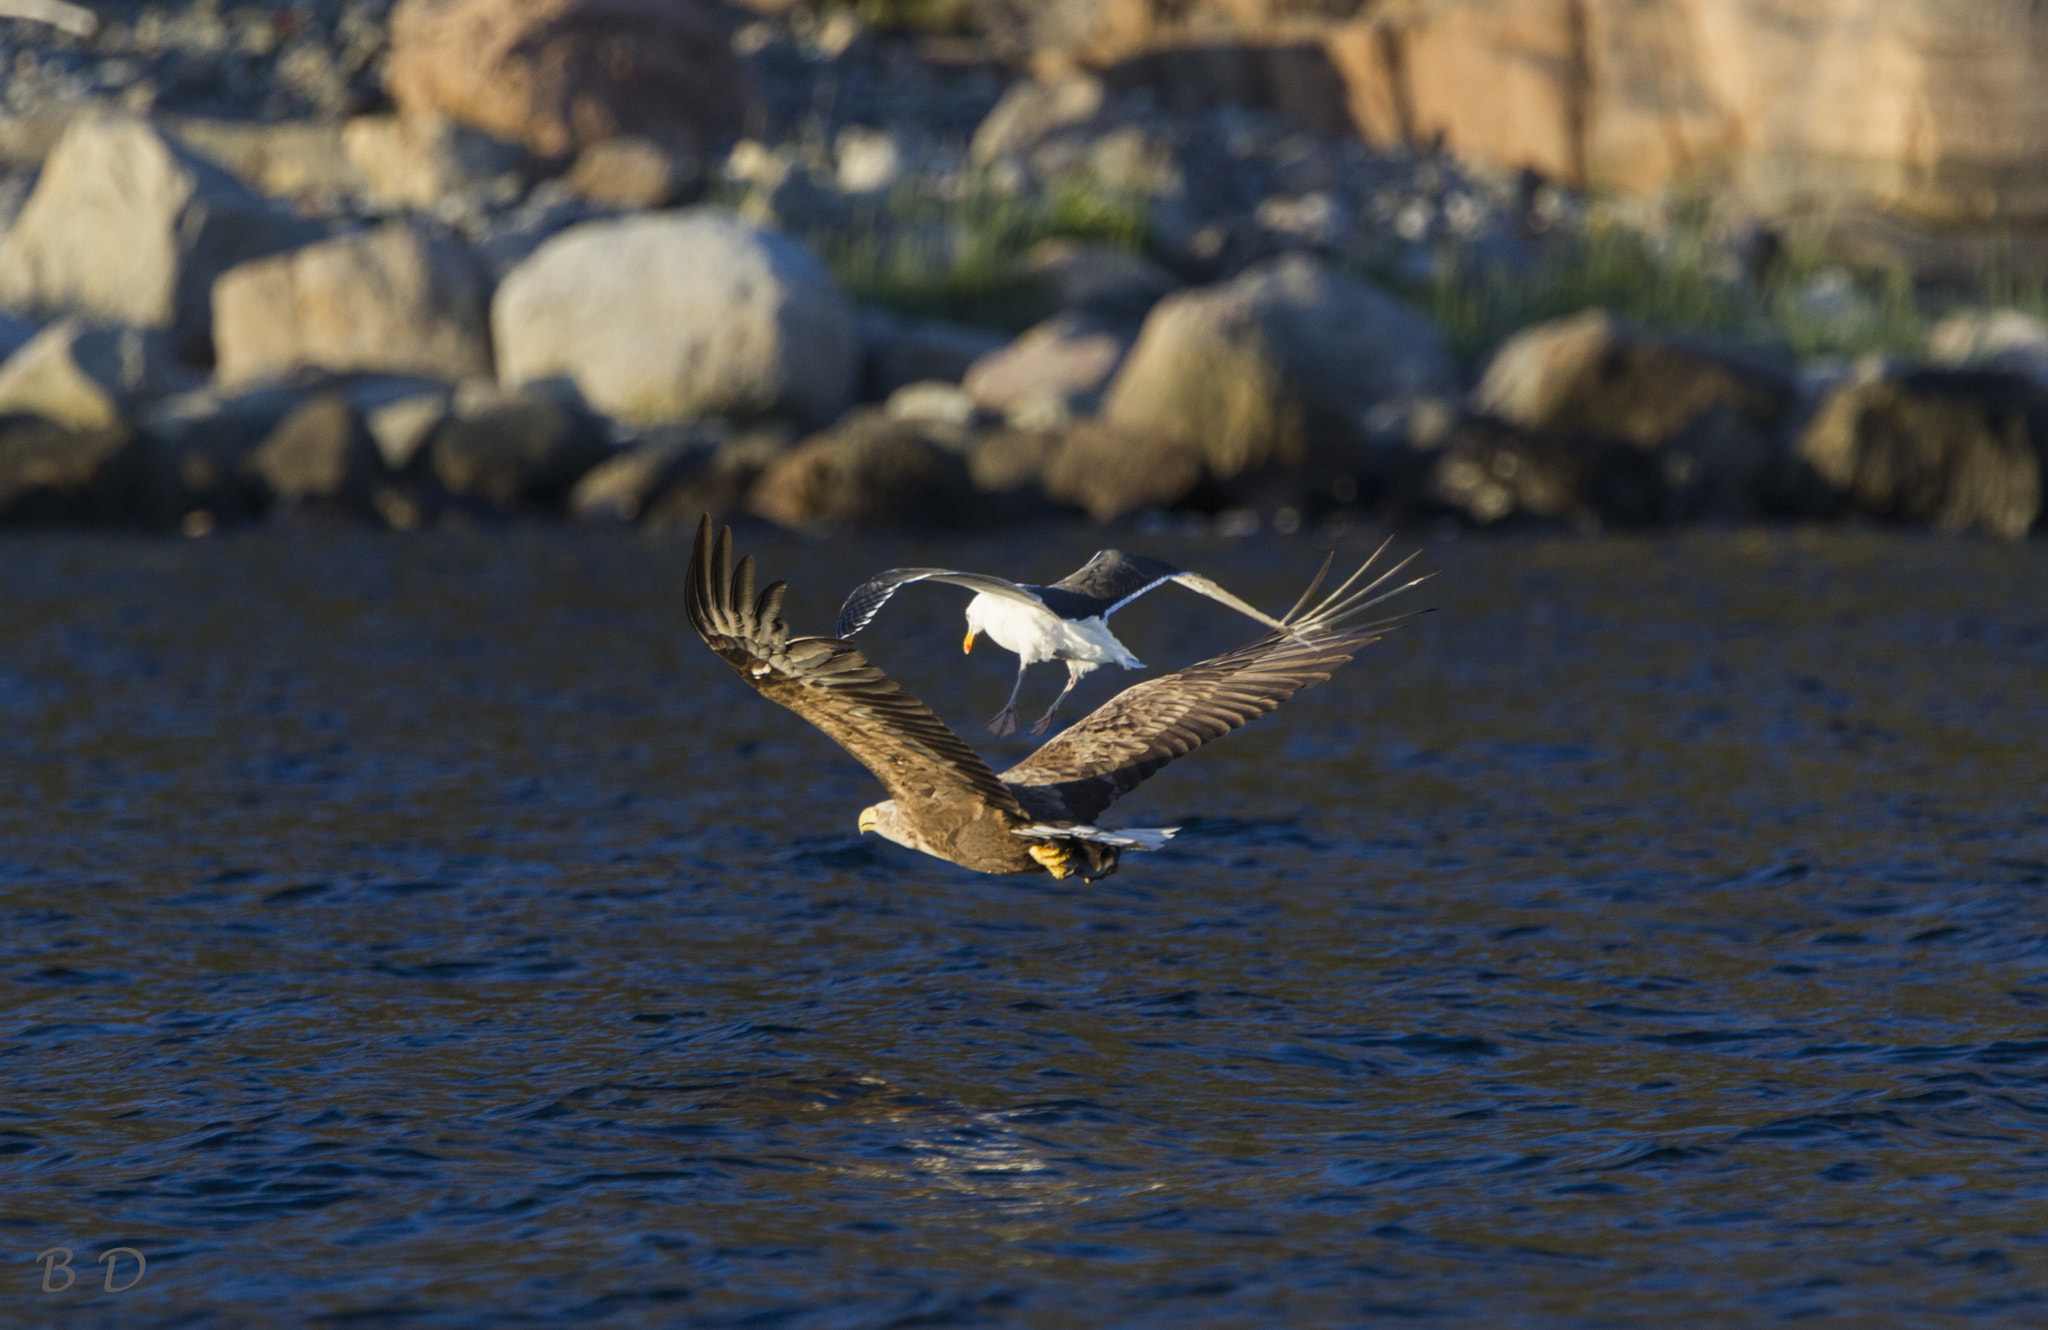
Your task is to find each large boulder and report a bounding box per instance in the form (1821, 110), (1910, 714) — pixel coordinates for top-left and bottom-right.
(1475, 310), (1795, 446)
(0, 116), (307, 358)
(385, 0), (756, 159)
(493, 211), (858, 427)
(0, 321), (194, 432)
(1102, 254), (1455, 483)
(746, 410), (986, 531)
(1472, 308), (1798, 516)
(212, 222), (494, 387)
(1795, 369), (2044, 540)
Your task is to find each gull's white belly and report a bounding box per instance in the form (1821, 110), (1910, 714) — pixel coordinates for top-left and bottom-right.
(968, 595), (1141, 669)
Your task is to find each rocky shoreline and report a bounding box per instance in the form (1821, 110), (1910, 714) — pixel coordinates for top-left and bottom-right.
(0, 1), (2044, 540)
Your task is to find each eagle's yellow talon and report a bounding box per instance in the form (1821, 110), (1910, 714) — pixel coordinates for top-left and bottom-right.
(1028, 843), (1074, 879)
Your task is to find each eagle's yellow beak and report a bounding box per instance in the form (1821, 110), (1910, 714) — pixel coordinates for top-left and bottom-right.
(858, 807), (878, 834)
(962, 628), (977, 654)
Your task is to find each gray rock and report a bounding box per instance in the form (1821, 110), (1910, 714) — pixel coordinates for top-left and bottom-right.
(738, 165), (861, 235)
(965, 427), (1061, 519)
(0, 114), (309, 358)
(493, 210), (858, 427)
(1042, 419), (1208, 521)
(1795, 368), (2044, 540)
(0, 320), (196, 431)
(1474, 309), (1796, 448)
(341, 113), (526, 211)
(357, 383), (453, 473)
(212, 221), (493, 387)
(1408, 415), (1666, 530)
(746, 409), (986, 530)
(834, 125), (904, 195)
(866, 315), (1009, 398)
(0, 417), (144, 524)
(1471, 309), (1798, 519)
(1103, 254), (1455, 486)
(568, 429), (719, 525)
(428, 383), (611, 511)
(970, 76), (1108, 169)
(246, 391), (385, 514)
(167, 117), (361, 205)
(964, 310), (1132, 427)
(637, 428), (793, 530)
(1927, 308), (2048, 387)
(134, 383), (307, 526)
(563, 135), (698, 209)
(886, 381), (979, 433)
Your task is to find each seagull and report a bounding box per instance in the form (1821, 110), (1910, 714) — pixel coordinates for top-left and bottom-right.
(688, 518), (1427, 881)
(835, 549), (1412, 738)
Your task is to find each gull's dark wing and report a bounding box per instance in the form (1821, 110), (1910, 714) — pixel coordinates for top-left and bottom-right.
(1000, 546), (1428, 823)
(835, 569), (1049, 637)
(1044, 549), (1298, 636)
(688, 520), (1025, 817)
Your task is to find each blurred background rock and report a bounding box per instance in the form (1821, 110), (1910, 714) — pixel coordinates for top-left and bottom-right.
(0, 0), (2044, 540)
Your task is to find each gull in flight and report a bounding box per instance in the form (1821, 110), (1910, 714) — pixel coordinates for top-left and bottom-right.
(836, 548), (1415, 737)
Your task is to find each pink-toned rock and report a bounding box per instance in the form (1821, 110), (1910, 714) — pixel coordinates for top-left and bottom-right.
(1325, 0), (2048, 239)
(385, 0), (756, 160)
(963, 311), (1132, 426)
(1028, 0), (2048, 258)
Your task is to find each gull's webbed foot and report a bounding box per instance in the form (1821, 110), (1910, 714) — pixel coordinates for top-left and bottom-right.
(986, 705), (1021, 737)
(1029, 705), (1061, 736)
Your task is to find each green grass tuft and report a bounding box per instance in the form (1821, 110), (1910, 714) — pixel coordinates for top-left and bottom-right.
(1393, 216), (2048, 366)
(816, 178), (1154, 329)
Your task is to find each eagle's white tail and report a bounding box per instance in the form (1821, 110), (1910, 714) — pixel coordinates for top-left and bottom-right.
(1013, 824), (1178, 851)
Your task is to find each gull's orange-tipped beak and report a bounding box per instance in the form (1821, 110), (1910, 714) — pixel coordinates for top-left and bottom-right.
(962, 628), (977, 654)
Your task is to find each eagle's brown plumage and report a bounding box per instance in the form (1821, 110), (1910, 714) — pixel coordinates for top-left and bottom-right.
(685, 517), (1423, 880)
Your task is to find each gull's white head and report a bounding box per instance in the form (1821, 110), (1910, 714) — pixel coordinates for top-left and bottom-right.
(963, 592), (1066, 664)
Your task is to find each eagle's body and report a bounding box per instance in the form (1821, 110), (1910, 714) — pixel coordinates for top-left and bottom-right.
(687, 520), (1423, 881)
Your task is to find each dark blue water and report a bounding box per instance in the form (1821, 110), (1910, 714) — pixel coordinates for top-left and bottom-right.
(4, 526), (2046, 1327)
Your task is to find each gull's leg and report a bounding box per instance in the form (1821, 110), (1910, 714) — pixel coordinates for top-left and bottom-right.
(1030, 661), (1087, 736)
(986, 661), (1028, 736)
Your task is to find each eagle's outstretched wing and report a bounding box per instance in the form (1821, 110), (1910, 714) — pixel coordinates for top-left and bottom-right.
(1000, 545), (1427, 823)
(687, 519), (1025, 817)
(835, 569), (1048, 638)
